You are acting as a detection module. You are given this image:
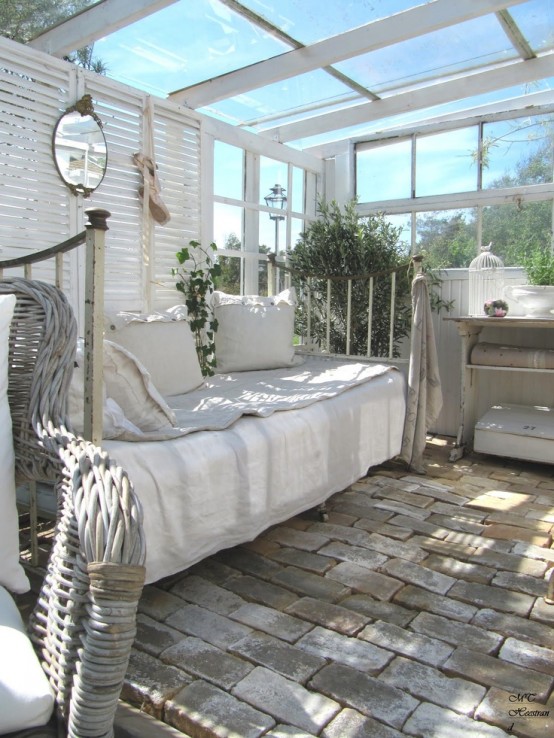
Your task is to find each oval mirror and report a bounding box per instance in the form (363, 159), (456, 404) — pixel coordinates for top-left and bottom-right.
(52, 94), (107, 197)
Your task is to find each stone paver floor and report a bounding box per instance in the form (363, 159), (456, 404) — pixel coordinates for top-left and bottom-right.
(18, 437), (554, 737)
(121, 437), (554, 738)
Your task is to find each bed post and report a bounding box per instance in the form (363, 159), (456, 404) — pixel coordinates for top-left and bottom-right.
(83, 208), (110, 445)
(267, 252), (276, 296)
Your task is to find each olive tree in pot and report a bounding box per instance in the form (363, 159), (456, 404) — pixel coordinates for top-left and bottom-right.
(289, 198), (411, 357)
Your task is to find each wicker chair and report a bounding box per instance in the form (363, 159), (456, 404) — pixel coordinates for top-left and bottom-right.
(0, 277), (146, 738)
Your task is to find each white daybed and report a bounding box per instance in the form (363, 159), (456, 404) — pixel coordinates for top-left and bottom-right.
(79, 274), (441, 585)
(105, 358), (406, 584)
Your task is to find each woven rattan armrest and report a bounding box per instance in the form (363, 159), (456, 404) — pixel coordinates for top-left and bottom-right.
(0, 277), (146, 738)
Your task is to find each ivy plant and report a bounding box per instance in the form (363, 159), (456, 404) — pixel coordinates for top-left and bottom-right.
(173, 240), (221, 376)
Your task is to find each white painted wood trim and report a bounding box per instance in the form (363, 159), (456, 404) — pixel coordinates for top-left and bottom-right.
(357, 182), (554, 216)
(306, 94), (554, 159)
(201, 116), (323, 172)
(263, 53), (554, 143)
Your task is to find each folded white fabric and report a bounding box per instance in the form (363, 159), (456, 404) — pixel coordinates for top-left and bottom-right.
(0, 585), (54, 733)
(68, 337), (176, 439)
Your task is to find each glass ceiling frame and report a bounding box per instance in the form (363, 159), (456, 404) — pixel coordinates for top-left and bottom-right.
(15, 0), (554, 149)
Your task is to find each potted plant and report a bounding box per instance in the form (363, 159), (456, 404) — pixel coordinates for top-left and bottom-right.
(506, 249), (554, 317)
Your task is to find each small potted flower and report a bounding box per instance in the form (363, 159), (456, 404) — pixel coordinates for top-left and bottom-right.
(484, 298), (508, 317)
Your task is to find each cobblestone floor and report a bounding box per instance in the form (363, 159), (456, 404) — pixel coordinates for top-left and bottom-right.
(118, 437), (554, 738)
(16, 437), (554, 738)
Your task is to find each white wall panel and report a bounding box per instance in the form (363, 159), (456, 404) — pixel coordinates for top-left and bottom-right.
(0, 35), (203, 319)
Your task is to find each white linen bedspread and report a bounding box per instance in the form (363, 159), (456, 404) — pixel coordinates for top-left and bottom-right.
(114, 356), (397, 440)
(104, 357), (406, 583)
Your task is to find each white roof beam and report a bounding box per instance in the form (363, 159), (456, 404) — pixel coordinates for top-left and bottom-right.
(169, 0), (526, 108)
(262, 53), (554, 143)
(496, 9), (536, 59)
(304, 92), (554, 159)
(28, 0), (180, 57)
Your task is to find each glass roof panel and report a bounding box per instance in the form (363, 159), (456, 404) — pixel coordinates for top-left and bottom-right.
(508, 0), (554, 53)
(234, 0), (427, 44)
(334, 14), (519, 95)
(1, 0), (552, 151)
(198, 69), (359, 128)
(96, 0), (292, 97)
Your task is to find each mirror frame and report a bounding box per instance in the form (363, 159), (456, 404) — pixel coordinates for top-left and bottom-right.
(52, 94), (107, 198)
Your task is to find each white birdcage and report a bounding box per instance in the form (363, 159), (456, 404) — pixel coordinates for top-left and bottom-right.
(468, 243), (505, 316)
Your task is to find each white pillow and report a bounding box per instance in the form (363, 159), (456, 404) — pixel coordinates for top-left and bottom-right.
(68, 338), (176, 439)
(106, 308), (204, 396)
(0, 585), (54, 732)
(0, 294), (29, 594)
(213, 288), (297, 373)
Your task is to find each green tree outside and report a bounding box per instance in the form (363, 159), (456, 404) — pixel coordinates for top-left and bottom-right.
(1, 1), (106, 72)
(419, 138), (554, 270)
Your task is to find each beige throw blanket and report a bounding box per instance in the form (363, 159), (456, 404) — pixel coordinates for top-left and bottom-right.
(116, 356), (397, 442)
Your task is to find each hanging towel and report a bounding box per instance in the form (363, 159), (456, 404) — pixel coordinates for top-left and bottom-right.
(400, 272), (443, 473)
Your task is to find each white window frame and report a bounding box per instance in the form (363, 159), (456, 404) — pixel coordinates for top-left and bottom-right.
(353, 106), (554, 258)
(203, 119), (322, 295)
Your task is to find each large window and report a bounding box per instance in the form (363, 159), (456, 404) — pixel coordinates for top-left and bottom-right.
(213, 143), (317, 295)
(356, 139), (412, 202)
(356, 112), (554, 269)
(415, 128), (478, 197)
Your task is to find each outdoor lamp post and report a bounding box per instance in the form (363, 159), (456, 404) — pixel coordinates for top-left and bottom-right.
(264, 184), (287, 256)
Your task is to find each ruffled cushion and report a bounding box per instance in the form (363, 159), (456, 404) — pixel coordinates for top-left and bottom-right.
(106, 306), (204, 396)
(0, 294), (29, 594)
(68, 338), (176, 439)
(213, 289), (298, 373)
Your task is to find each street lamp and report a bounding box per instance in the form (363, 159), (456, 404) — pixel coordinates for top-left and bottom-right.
(264, 184), (287, 256)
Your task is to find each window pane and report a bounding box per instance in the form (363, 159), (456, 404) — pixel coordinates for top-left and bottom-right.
(214, 203), (243, 251)
(260, 157), (288, 207)
(214, 141), (244, 200)
(482, 115), (554, 189)
(416, 209), (478, 268)
(356, 140), (411, 202)
(259, 213), (287, 257)
(416, 128), (478, 196)
(290, 217), (304, 252)
(215, 255), (242, 294)
(384, 213), (412, 256)
(257, 259), (270, 297)
(482, 200), (554, 267)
